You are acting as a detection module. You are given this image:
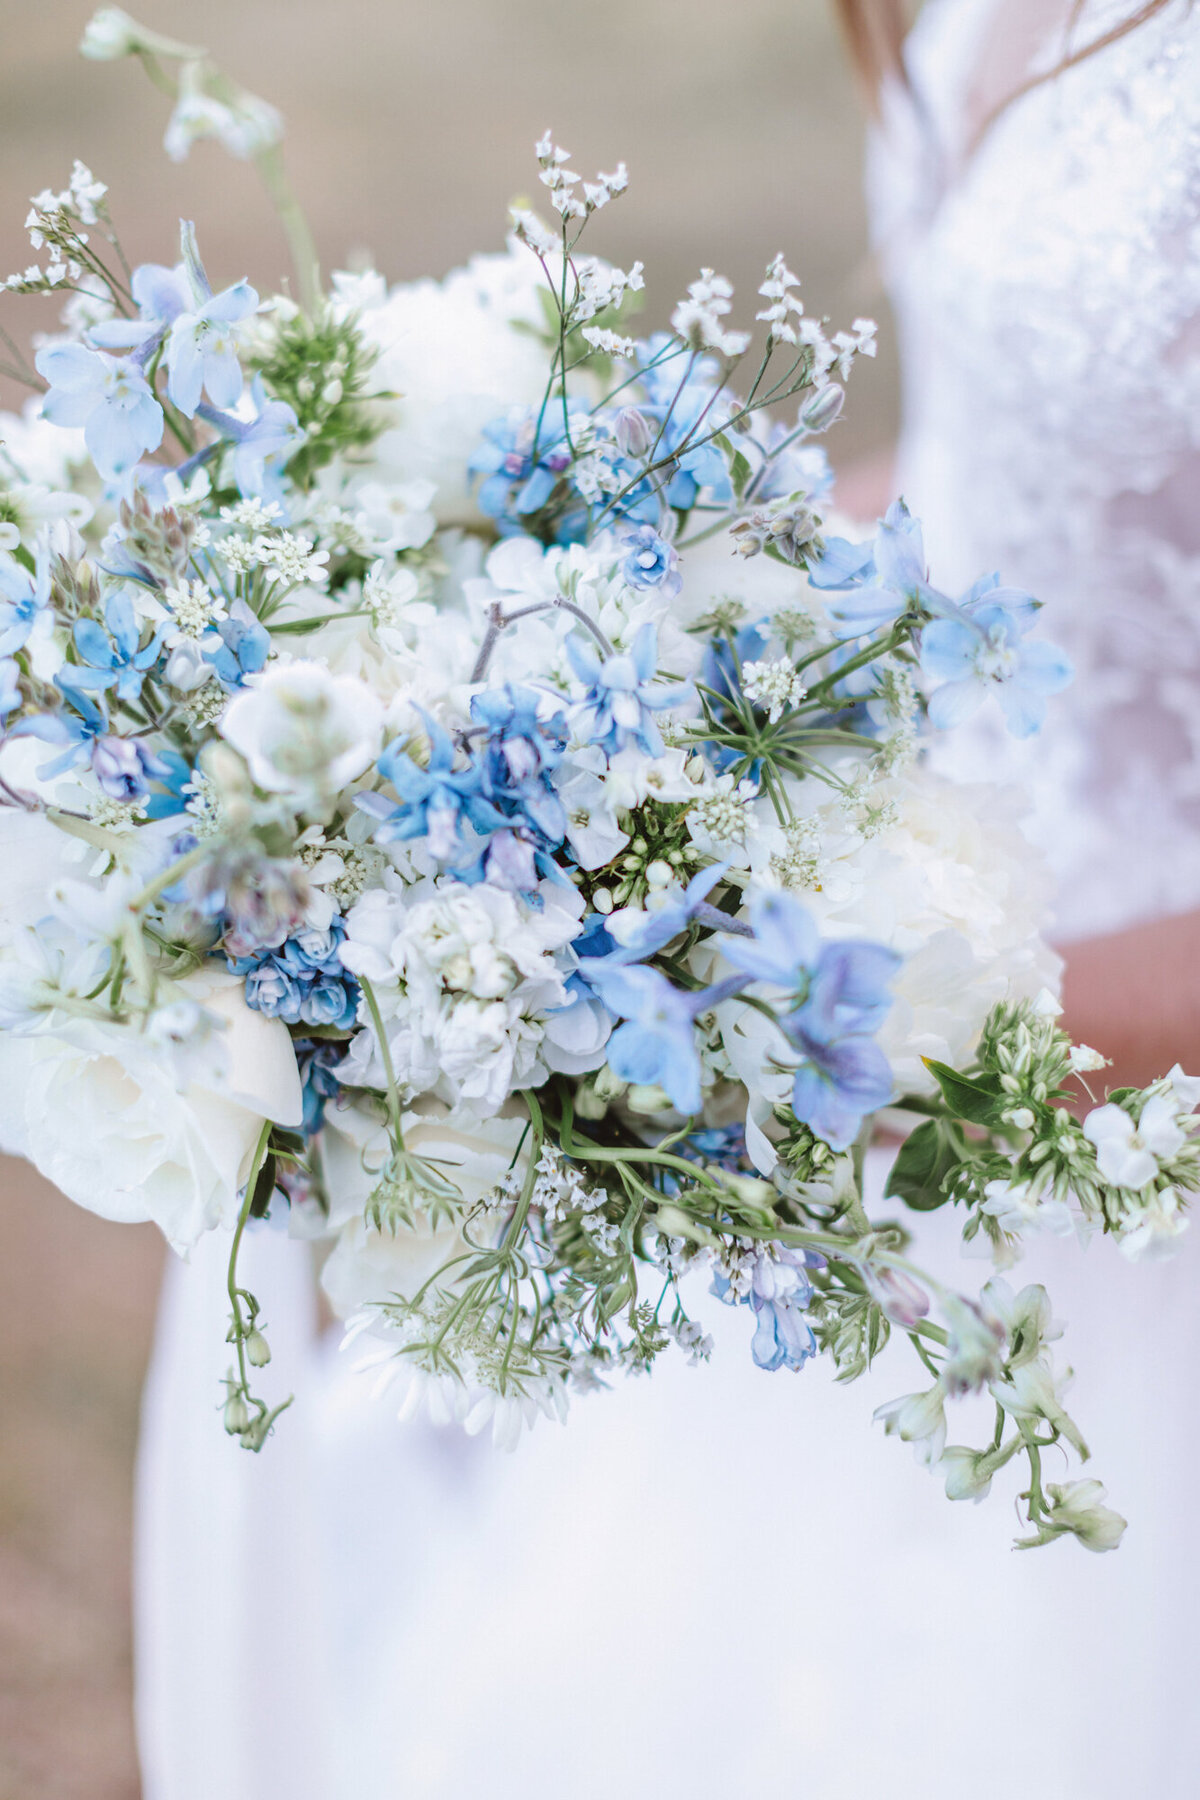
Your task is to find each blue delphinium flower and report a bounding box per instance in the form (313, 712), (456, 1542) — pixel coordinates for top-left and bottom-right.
(89, 223), (258, 418)
(712, 1243), (819, 1372)
(720, 890), (898, 1150)
(197, 378), (303, 501)
(820, 500), (938, 639)
(620, 524), (681, 599)
(567, 622), (678, 758)
(577, 959), (708, 1114)
(35, 342), (164, 481)
(470, 684), (569, 843)
(70, 592), (164, 703)
(920, 589), (1072, 739)
(470, 405), (590, 543)
(606, 862), (737, 961)
(202, 598), (270, 687)
(230, 923), (359, 1031)
(358, 712), (507, 862)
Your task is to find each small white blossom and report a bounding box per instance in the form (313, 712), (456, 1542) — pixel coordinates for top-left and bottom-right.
(672, 269), (750, 358)
(1068, 1042), (1108, 1074)
(740, 656), (809, 722)
(581, 327), (636, 360)
(255, 531), (330, 588)
(1083, 1095), (1185, 1189)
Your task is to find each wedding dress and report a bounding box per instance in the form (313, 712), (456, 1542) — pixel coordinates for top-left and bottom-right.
(136, 4), (1200, 1795)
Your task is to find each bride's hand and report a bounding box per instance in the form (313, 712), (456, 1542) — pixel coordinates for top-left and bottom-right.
(1060, 907), (1200, 1093)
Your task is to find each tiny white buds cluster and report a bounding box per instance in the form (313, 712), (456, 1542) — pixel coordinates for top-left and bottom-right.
(255, 532), (330, 588)
(740, 656), (809, 722)
(581, 326), (636, 360)
(671, 269), (751, 358)
(534, 135), (629, 225)
(756, 253), (805, 344)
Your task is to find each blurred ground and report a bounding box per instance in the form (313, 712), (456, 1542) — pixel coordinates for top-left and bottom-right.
(0, 3), (890, 1794)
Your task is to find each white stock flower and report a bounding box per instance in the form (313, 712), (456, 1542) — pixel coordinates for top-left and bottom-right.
(220, 661), (383, 811)
(1083, 1095), (1185, 1189)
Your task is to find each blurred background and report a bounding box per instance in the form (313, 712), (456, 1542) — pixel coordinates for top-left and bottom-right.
(0, 3), (893, 1794)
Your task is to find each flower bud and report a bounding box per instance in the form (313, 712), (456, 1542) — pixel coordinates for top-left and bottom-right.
(614, 407), (654, 459)
(223, 1391), (251, 1436)
(801, 383), (844, 432)
(245, 1329), (272, 1368)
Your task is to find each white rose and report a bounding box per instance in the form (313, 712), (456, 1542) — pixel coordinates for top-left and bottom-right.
(220, 660), (383, 810)
(348, 249), (551, 527)
(0, 965), (303, 1253)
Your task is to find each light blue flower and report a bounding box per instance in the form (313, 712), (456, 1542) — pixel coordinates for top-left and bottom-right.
(471, 684), (568, 844)
(70, 592), (164, 703)
(921, 593), (1071, 738)
(822, 500), (939, 638)
(35, 342), (164, 481)
(230, 922), (359, 1031)
(470, 405), (589, 543)
(577, 959), (705, 1114)
(202, 598), (270, 688)
(197, 378), (303, 501)
(606, 862), (736, 961)
(620, 525), (681, 598)
(567, 622), (678, 759)
(0, 551), (52, 656)
(91, 224), (259, 419)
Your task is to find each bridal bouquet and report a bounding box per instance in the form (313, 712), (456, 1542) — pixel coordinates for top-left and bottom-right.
(0, 11), (1194, 1552)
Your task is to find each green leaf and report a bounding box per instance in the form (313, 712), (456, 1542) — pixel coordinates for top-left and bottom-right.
(884, 1119), (961, 1211)
(730, 448), (753, 504)
(922, 1058), (1006, 1127)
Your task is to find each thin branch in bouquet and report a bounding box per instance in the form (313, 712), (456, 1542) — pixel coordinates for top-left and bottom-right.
(223, 1117), (294, 1450)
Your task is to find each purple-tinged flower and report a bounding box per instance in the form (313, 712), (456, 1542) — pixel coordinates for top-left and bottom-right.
(197, 377), (303, 501)
(471, 684), (569, 843)
(90, 732), (169, 802)
(921, 592), (1071, 739)
(567, 621), (679, 759)
(605, 862), (741, 961)
(35, 342), (163, 481)
(712, 1244), (819, 1372)
(720, 890), (898, 1150)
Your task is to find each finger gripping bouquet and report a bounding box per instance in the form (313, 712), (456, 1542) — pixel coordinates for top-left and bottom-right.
(0, 13), (1193, 1550)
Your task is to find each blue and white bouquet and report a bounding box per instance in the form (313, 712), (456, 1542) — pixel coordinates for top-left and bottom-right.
(0, 11), (1194, 1551)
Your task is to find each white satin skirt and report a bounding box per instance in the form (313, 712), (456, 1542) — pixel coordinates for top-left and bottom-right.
(136, 1154), (1200, 1799)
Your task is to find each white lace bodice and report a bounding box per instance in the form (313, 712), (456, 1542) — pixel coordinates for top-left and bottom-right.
(870, 0), (1200, 939)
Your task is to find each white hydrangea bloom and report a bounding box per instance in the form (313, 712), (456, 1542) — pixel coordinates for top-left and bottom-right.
(338, 874), (587, 1116)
